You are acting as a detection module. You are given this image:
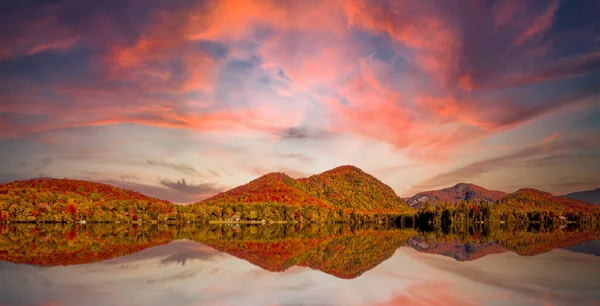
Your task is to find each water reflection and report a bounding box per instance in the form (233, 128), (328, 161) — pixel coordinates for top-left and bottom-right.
(1, 223), (599, 306)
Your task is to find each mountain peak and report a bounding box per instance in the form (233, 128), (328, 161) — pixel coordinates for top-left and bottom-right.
(326, 165), (365, 174)
(406, 183), (507, 208)
(255, 172), (291, 180)
(514, 188), (553, 197)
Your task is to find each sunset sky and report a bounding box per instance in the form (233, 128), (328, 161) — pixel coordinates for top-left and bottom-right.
(1, 0), (599, 203)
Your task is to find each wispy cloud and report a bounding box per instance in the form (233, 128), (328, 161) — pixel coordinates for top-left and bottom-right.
(410, 134), (600, 192)
(147, 160), (202, 176)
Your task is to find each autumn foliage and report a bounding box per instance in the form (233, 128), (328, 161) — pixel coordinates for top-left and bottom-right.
(0, 178), (176, 223)
(196, 166), (414, 221)
(1, 168), (599, 225)
(1, 223), (598, 279)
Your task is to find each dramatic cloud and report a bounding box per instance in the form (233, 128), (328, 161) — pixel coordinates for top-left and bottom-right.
(1, 0), (599, 197)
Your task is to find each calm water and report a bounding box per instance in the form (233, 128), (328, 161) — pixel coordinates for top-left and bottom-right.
(0, 224), (599, 306)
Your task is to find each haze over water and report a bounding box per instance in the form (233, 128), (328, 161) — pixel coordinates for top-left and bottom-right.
(1, 224), (599, 306)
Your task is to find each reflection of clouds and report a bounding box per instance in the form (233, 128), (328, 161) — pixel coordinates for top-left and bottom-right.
(146, 270), (199, 284)
(371, 281), (480, 306)
(160, 249), (222, 266)
(278, 279), (317, 292)
(402, 247), (600, 305)
(117, 263), (140, 270)
(103, 240), (222, 267)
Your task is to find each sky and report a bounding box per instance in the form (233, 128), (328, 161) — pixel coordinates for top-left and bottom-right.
(1, 240), (600, 306)
(0, 0), (599, 203)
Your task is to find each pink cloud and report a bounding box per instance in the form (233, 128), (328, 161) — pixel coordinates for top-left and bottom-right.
(513, 0), (560, 46)
(1, 0), (599, 176)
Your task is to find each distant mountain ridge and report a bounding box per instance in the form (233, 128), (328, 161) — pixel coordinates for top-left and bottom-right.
(406, 183), (507, 208)
(565, 188), (600, 205)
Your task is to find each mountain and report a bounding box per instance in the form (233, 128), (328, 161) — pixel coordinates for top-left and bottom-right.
(496, 188), (599, 213)
(0, 178), (175, 222)
(295, 166), (410, 212)
(406, 183), (507, 208)
(199, 165), (412, 215)
(565, 188), (600, 205)
(199, 172), (332, 209)
(1, 178), (174, 204)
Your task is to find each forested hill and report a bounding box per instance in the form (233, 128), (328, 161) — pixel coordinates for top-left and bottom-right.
(0, 178), (175, 222)
(495, 188), (599, 213)
(295, 165), (409, 212)
(197, 165), (413, 215)
(199, 172), (332, 209)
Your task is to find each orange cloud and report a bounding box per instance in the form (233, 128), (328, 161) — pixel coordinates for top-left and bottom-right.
(345, 0), (461, 88)
(2, 0), (598, 171)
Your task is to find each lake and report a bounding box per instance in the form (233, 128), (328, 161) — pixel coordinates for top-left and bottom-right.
(1, 223), (599, 306)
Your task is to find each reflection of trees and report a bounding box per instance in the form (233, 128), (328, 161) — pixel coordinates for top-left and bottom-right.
(0, 223), (598, 279)
(411, 222), (600, 259)
(0, 223), (175, 266)
(192, 224), (417, 278)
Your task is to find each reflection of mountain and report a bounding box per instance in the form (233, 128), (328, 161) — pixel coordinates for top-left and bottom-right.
(0, 224), (174, 266)
(404, 237), (507, 261)
(195, 226), (417, 279)
(0, 224), (599, 279)
(406, 183), (506, 208)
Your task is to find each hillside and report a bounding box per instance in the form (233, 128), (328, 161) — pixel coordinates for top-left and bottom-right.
(565, 188), (600, 204)
(496, 188), (599, 213)
(406, 183), (507, 208)
(0, 178), (175, 222)
(199, 172), (332, 209)
(295, 165), (411, 213)
(197, 166), (413, 220)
